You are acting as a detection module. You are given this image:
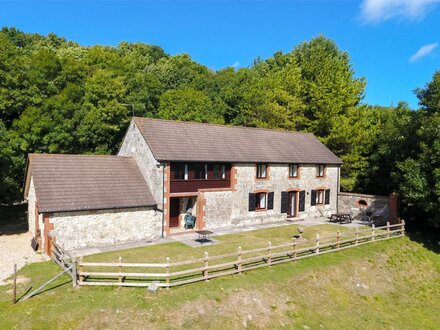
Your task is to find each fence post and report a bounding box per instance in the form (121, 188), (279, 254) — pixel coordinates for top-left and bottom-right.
(371, 224), (375, 242)
(166, 257), (170, 289)
(118, 257), (123, 283)
(355, 226), (359, 246)
(203, 251), (209, 281)
(13, 264), (17, 304)
(268, 242), (272, 265)
(401, 220), (405, 236)
(336, 230), (340, 249)
(72, 258), (77, 288)
(237, 246), (242, 274)
(387, 221), (390, 239)
(292, 237), (297, 260)
(79, 256), (84, 284)
(315, 234), (320, 254)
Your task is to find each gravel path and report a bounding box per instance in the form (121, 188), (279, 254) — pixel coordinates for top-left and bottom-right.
(0, 232), (46, 285)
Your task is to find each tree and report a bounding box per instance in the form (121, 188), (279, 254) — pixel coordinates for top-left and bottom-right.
(157, 88), (224, 124)
(291, 35), (366, 137)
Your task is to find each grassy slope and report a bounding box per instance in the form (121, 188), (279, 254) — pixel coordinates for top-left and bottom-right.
(0, 235), (439, 329)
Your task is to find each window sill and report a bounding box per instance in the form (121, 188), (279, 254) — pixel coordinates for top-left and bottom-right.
(255, 208), (268, 212)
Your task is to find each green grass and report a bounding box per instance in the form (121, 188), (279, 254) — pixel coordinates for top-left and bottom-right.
(84, 224), (354, 264)
(0, 225), (439, 329)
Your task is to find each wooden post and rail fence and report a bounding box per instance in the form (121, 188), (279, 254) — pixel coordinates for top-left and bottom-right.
(17, 221), (405, 301)
(74, 221), (405, 289)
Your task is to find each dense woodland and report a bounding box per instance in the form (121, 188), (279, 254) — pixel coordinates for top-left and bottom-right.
(0, 27), (439, 229)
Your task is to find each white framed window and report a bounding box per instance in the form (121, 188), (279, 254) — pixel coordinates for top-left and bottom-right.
(256, 192), (267, 209)
(289, 164), (299, 178)
(256, 164), (268, 179)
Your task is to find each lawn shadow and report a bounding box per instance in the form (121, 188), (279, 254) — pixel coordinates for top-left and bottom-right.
(406, 227), (440, 254)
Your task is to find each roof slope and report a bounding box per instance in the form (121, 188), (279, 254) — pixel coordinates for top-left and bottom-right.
(26, 154), (157, 213)
(134, 118), (342, 164)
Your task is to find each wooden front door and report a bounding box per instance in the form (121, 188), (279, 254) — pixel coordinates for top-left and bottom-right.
(169, 198), (180, 228)
(288, 191), (298, 217)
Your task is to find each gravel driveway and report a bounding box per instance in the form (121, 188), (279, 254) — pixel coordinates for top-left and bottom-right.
(0, 232), (45, 285)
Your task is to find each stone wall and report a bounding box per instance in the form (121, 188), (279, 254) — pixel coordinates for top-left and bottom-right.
(338, 192), (392, 225)
(49, 207), (162, 250)
(27, 177), (43, 244)
(118, 120), (164, 209)
(27, 177), (36, 236)
(202, 164), (339, 229)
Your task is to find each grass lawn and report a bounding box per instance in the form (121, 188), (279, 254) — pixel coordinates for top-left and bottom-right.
(84, 224), (357, 264)
(0, 224), (439, 329)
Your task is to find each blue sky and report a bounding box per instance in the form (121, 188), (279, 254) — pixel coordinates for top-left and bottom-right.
(1, 1), (439, 108)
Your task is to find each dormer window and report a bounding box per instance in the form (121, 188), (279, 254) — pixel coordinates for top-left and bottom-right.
(317, 164), (326, 178)
(256, 164), (268, 179)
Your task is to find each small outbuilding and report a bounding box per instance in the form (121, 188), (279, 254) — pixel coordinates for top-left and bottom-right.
(24, 154), (161, 254)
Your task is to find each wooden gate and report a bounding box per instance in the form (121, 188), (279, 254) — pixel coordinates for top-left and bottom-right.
(51, 241), (77, 287)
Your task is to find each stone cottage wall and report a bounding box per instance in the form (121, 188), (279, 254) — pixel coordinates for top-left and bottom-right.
(27, 177), (36, 236)
(118, 121), (164, 209)
(27, 177), (43, 244)
(49, 207), (161, 250)
(202, 164), (339, 229)
(337, 192), (394, 224)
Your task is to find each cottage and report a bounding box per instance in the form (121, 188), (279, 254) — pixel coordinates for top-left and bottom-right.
(24, 118), (343, 254)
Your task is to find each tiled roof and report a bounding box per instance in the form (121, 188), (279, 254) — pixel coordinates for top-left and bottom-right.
(134, 118), (343, 165)
(26, 154), (157, 213)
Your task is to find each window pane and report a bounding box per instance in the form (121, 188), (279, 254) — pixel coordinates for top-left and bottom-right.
(290, 164), (298, 177)
(194, 163), (206, 179)
(317, 190), (324, 204)
(258, 193), (266, 208)
(257, 164), (267, 178)
(213, 164), (220, 179)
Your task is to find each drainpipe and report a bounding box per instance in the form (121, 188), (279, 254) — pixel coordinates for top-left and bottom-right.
(336, 165), (341, 212)
(161, 162), (165, 238)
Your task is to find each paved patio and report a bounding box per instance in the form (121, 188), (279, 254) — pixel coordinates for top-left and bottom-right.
(69, 217), (371, 256)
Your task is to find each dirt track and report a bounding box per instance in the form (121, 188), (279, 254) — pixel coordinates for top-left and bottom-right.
(0, 232), (45, 285)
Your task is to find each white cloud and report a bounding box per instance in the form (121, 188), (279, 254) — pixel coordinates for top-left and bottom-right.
(360, 0), (440, 23)
(409, 42), (438, 62)
(231, 61), (240, 68)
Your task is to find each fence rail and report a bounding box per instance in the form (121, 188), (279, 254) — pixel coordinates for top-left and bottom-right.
(74, 221), (405, 289)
